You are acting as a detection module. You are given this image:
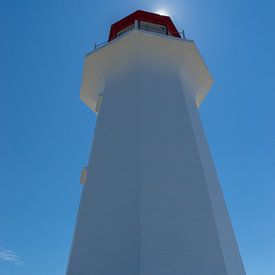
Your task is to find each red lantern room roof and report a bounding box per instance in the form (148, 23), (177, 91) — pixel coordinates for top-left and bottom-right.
(108, 10), (181, 41)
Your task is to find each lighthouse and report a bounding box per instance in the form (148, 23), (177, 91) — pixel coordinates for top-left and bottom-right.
(66, 10), (245, 275)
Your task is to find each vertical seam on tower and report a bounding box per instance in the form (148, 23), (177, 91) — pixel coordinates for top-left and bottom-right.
(180, 85), (228, 272)
(190, 106), (245, 274)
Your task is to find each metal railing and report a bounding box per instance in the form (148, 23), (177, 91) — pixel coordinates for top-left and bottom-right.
(93, 21), (186, 50)
(94, 40), (109, 50)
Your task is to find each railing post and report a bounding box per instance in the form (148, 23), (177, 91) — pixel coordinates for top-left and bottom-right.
(182, 30), (186, 39)
(134, 20), (138, 29)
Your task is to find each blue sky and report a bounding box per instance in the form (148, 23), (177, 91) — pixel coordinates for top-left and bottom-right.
(1, 0), (274, 274)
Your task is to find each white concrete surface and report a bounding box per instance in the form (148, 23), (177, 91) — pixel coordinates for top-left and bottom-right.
(66, 29), (245, 275)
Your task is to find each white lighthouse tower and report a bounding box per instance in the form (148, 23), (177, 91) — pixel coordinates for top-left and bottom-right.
(66, 10), (245, 275)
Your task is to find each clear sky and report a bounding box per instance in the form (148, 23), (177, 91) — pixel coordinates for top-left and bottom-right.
(1, 0), (274, 274)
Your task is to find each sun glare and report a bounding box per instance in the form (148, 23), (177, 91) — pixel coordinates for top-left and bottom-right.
(155, 9), (169, 16)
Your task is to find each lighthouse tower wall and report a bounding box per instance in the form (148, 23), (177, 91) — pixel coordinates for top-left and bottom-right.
(66, 31), (245, 275)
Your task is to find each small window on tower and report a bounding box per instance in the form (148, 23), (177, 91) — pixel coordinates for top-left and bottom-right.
(116, 24), (135, 37)
(140, 21), (167, 35)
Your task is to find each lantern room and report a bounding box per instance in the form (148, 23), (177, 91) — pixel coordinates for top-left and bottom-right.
(108, 10), (181, 41)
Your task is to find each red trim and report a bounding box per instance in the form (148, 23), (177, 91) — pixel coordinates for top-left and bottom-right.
(108, 10), (181, 41)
